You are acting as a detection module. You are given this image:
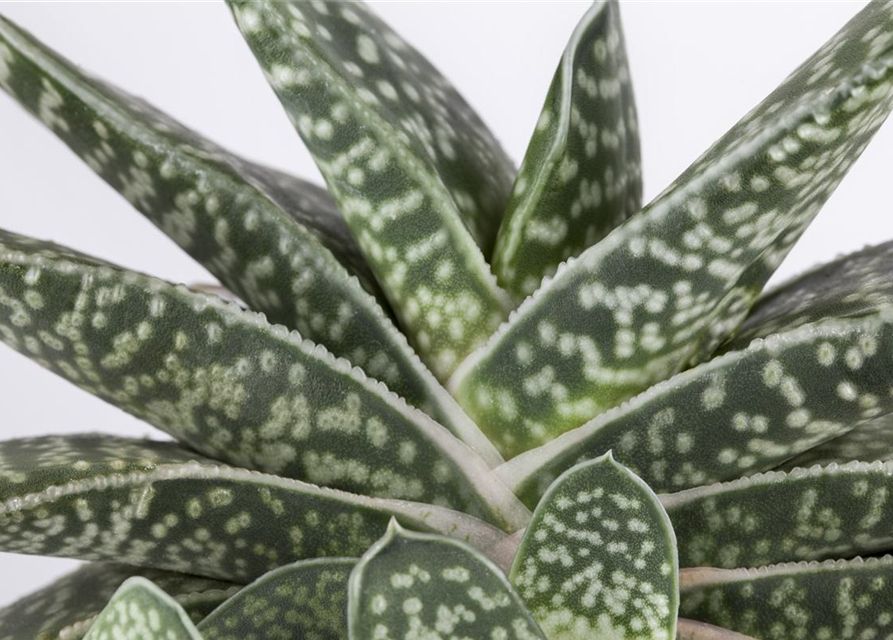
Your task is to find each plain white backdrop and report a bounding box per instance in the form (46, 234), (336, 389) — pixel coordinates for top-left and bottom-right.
(0, 0), (888, 607)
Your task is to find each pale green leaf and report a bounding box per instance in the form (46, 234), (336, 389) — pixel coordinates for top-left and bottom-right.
(0, 229), (528, 529)
(450, 1), (893, 458)
(0, 563), (237, 640)
(493, 0), (641, 301)
(663, 461), (893, 569)
(680, 557), (893, 640)
(0, 15), (496, 460)
(348, 520), (545, 640)
(0, 435), (512, 582)
(510, 454), (678, 640)
(780, 412), (893, 469)
(676, 620), (758, 640)
(198, 559), (354, 640)
(228, 0), (515, 380)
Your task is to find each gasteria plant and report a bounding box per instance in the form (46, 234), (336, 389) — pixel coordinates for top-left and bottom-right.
(1, 1), (893, 638)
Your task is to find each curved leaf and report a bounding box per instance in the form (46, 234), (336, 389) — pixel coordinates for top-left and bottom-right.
(450, 1), (893, 458)
(780, 412), (893, 469)
(510, 454), (678, 639)
(198, 559), (353, 640)
(0, 15), (495, 460)
(0, 563), (236, 640)
(0, 435), (511, 582)
(680, 557), (893, 640)
(348, 520), (544, 640)
(0, 230), (528, 529)
(228, 0), (515, 379)
(493, 0), (641, 301)
(663, 461), (893, 569)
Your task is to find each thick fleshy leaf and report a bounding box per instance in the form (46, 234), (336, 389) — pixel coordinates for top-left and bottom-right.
(511, 454), (678, 639)
(83, 578), (203, 640)
(498, 311), (893, 507)
(676, 620), (758, 640)
(0, 563), (236, 640)
(663, 461), (893, 569)
(228, 0), (515, 380)
(348, 521), (545, 640)
(680, 557), (893, 640)
(0, 435), (512, 582)
(780, 412), (893, 469)
(492, 0), (641, 301)
(0, 230), (528, 529)
(0, 16), (495, 459)
(450, 1), (893, 458)
(198, 559), (353, 640)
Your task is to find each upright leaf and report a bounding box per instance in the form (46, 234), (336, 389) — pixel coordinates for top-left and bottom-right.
(348, 521), (545, 640)
(493, 0), (641, 301)
(0, 15), (495, 459)
(0, 435), (511, 582)
(511, 454), (678, 639)
(228, 0), (515, 379)
(450, 1), (893, 457)
(0, 230), (528, 529)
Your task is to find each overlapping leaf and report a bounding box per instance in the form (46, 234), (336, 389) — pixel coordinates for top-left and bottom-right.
(680, 557), (893, 639)
(664, 461), (893, 568)
(348, 521), (544, 640)
(0, 562), (236, 640)
(198, 559), (354, 640)
(492, 0), (641, 301)
(450, 1), (893, 458)
(0, 435), (511, 582)
(0, 16), (496, 459)
(511, 454), (678, 639)
(0, 230), (528, 529)
(228, 0), (515, 380)
(780, 413), (893, 469)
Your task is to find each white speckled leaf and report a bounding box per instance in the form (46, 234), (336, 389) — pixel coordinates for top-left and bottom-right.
(680, 557), (893, 640)
(663, 461), (893, 569)
(450, 1), (893, 458)
(0, 229), (528, 529)
(0, 563), (237, 640)
(511, 454), (678, 640)
(498, 310), (893, 507)
(199, 559), (354, 640)
(228, 0), (515, 380)
(492, 0), (641, 302)
(0, 435), (512, 583)
(0, 16), (497, 461)
(675, 620), (758, 640)
(348, 520), (545, 640)
(780, 413), (893, 469)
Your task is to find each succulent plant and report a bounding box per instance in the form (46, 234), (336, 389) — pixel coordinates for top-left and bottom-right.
(2, 1), (893, 638)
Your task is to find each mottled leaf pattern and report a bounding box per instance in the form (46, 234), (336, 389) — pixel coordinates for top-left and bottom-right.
(228, 0), (515, 380)
(664, 461), (893, 568)
(493, 0), (641, 301)
(780, 412), (893, 469)
(348, 521), (545, 640)
(680, 557), (893, 640)
(0, 230), (528, 528)
(0, 435), (510, 582)
(451, 1), (893, 458)
(0, 563), (236, 640)
(0, 16), (496, 460)
(511, 454), (678, 639)
(198, 559), (353, 640)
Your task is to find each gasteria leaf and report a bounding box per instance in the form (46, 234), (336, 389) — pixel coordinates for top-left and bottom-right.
(0, 230), (528, 529)
(450, 1), (893, 458)
(198, 559), (354, 640)
(498, 311), (893, 507)
(663, 461), (893, 569)
(680, 557), (893, 640)
(492, 0), (641, 301)
(779, 413), (893, 469)
(0, 435), (512, 582)
(510, 454), (678, 640)
(0, 563), (237, 640)
(228, 0), (515, 380)
(0, 15), (495, 459)
(348, 521), (545, 640)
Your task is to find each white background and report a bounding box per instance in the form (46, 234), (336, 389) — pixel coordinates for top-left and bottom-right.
(0, 0), (888, 607)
